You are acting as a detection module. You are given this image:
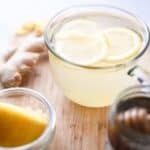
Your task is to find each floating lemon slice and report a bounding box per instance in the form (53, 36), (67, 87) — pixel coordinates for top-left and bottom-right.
(55, 31), (107, 65)
(55, 19), (108, 65)
(104, 27), (142, 61)
(57, 19), (99, 34)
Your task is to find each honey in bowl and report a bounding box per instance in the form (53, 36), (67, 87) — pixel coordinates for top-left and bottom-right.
(0, 102), (48, 147)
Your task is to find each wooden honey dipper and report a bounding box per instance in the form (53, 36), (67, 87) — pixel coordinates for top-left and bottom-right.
(116, 107), (150, 134)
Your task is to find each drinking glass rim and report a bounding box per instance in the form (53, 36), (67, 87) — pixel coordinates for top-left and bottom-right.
(0, 87), (56, 150)
(44, 4), (150, 70)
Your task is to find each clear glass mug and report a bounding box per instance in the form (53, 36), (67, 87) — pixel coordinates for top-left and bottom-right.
(45, 5), (150, 107)
(0, 88), (56, 150)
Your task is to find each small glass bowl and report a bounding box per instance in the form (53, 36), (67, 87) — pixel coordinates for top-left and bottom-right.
(0, 87), (56, 150)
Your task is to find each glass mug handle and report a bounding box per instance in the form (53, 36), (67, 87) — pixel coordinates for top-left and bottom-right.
(128, 66), (150, 84)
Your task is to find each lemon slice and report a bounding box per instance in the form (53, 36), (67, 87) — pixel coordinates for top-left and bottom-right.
(55, 19), (108, 65)
(104, 27), (142, 61)
(55, 32), (107, 65)
(0, 103), (47, 147)
(57, 19), (99, 35)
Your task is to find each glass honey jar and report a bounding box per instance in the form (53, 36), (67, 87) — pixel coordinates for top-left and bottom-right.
(108, 85), (150, 150)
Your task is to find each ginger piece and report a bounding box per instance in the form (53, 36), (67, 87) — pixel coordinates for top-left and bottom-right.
(22, 22), (36, 31)
(0, 35), (48, 87)
(34, 24), (44, 36)
(16, 28), (30, 36)
(16, 22), (37, 35)
(16, 21), (47, 37)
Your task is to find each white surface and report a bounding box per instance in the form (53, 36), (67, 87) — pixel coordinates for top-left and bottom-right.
(0, 0), (150, 47)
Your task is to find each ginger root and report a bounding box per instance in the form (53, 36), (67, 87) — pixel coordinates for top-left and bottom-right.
(0, 21), (48, 88)
(0, 34), (48, 88)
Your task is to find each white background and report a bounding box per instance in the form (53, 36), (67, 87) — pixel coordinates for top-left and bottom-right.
(0, 0), (150, 47)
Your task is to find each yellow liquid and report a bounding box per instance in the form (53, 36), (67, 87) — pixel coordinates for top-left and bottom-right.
(49, 54), (139, 107)
(0, 103), (47, 147)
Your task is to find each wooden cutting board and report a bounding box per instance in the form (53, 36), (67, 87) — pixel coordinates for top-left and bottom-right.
(1, 34), (150, 150)
(22, 45), (149, 150)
